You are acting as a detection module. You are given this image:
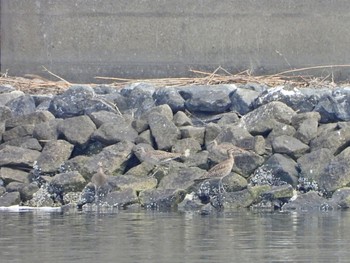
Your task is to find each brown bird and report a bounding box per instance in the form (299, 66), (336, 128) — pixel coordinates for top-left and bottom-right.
(133, 146), (190, 166)
(195, 147), (244, 182)
(91, 162), (108, 188)
(206, 139), (245, 159)
(90, 161), (110, 205)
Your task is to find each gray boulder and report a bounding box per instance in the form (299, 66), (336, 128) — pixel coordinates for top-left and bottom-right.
(254, 153), (299, 186)
(222, 172), (248, 192)
(5, 110), (55, 129)
(179, 126), (205, 146)
(233, 150), (265, 178)
(108, 175), (157, 192)
(36, 140), (74, 173)
(33, 119), (63, 141)
(50, 171), (86, 193)
(81, 141), (135, 178)
(57, 115), (96, 145)
(139, 189), (186, 210)
(173, 111), (193, 127)
(297, 148), (333, 182)
(255, 86), (326, 113)
(147, 113), (180, 150)
(105, 188), (139, 208)
(0, 167), (30, 184)
(88, 110), (126, 128)
(92, 121), (138, 145)
(158, 166), (204, 190)
(0, 145), (40, 168)
(230, 87), (261, 115)
(223, 189), (257, 209)
(282, 191), (332, 211)
(154, 87), (185, 112)
(142, 104), (174, 122)
(0, 137), (42, 151)
(241, 101), (296, 135)
(6, 94), (36, 116)
(0, 106), (12, 122)
(179, 84), (237, 113)
(49, 85), (117, 118)
(319, 147), (350, 192)
(19, 183), (40, 202)
(0, 90), (24, 106)
(0, 191), (21, 207)
(310, 123), (350, 154)
(314, 87), (350, 123)
(292, 112), (321, 144)
(2, 125), (35, 141)
(271, 135), (309, 159)
(330, 187), (350, 208)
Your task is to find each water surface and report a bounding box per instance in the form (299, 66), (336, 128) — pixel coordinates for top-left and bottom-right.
(1, 209), (350, 263)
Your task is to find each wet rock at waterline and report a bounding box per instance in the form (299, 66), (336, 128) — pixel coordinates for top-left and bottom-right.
(1, 83), (350, 212)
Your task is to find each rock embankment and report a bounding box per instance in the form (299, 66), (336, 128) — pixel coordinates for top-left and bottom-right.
(1, 82), (350, 213)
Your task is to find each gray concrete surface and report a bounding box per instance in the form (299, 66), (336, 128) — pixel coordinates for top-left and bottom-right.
(1, 0), (350, 83)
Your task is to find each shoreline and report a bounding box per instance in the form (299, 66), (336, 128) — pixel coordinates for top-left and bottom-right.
(1, 80), (350, 213)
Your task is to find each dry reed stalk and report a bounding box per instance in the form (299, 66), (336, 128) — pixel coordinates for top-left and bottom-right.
(1, 64), (350, 94)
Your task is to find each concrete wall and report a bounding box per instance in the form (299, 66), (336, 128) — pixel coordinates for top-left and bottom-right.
(2, 0), (350, 83)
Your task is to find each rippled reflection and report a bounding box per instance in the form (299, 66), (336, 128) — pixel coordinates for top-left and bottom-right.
(1, 210), (350, 263)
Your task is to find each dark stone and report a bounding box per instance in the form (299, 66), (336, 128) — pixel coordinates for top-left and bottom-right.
(0, 91), (24, 106)
(254, 153), (299, 186)
(158, 166), (204, 191)
(294, 117), (319, 144)
(105, 188), (139, 208)
(221, 173), (248, 192)
(19, 183), (40, 202)
(255, 86), (327, 113)
(5, 182), (24, 192)
(139, 189), (186, 210)
(0, 167), (30, 184)
(282, 191), (333, 211)
(310, 123), (350, 155)
(173, 111), (193, 126)
(179, 85), (237, 113)
(179, 126), (205, 146)
(297, 148), (333, 182)
(36, 140), (74, 173)
(2, 125), (35, 141)
(154, 87), (185, 112)
(5, 110), (55, 129)
(242, 101), (296, 135)
(0, 191), (21, 207)
(0, 106), (12, 122)
(88, 110), (127, 128)
(314, 88), (350, 123)
(81, 141), (135, 178)
(230, 87), (261, 115)
(57, 115), (96, 145)
(147, 112), (180, 150)
(318, 147), (350, 192)
(6, 94), (36, 116)
(50, 171), (86, 193)
(32, 119), (63, 141)
(77, 183), (96, 208)
(49, 85), (117, 118)
(91, 122), (138, 145)
(0, 137), (42, 151)
(271, 135), (309, 159)
(0, 145), (40, 168)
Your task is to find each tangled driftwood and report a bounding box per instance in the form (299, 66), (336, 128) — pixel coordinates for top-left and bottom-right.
(1, 65), (349, 95)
